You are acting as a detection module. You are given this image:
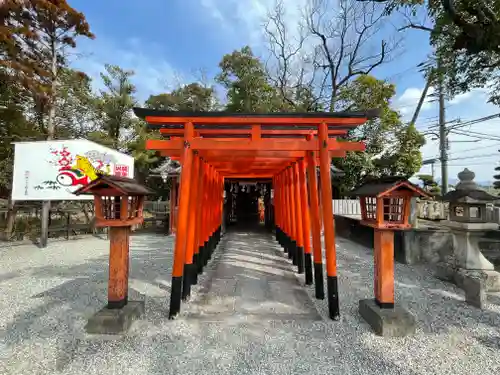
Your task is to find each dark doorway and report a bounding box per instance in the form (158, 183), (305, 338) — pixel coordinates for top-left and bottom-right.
(224, 181), (272, 231)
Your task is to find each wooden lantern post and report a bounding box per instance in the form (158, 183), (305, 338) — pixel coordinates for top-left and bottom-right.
(349, 178), (431, 337)
(74, 174), (154, 334)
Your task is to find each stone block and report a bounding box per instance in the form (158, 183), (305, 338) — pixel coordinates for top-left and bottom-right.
(85, 301), (145, 335)
(482, 270), (500, 292)
(463, 276), (487, 309)
(358, 299), (416, 337)
(454, 268), (500, 292)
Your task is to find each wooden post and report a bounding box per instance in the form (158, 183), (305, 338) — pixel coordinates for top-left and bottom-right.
(194, 157), (206, 279)
(298, 158), (313, 284)
(318, 122), (340, 320)
(169, 176), (177, 234)
(201, 163), (210, 267)
(293, 162), (305, 274)
(182, 152), (201, 300)
(169, 122), (194, 319)
(374, 229), (395, 308)
(306, 149), (325, 299)
(207, 165), (215, 258)
(285, 167), (295, 260)
(107, 226), (130, 309)
(274, 175), (282, 244)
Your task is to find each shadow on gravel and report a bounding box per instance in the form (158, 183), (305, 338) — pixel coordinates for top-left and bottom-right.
(0, 234), (174, 349)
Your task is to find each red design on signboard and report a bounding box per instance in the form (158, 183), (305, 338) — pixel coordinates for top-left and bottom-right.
(114, 164), (129, 177)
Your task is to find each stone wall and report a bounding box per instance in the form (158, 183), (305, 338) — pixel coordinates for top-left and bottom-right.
(334, 215), (454, 265)
(334, 214), (500, 267)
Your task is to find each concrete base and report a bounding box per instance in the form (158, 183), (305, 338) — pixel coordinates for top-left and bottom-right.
(85, 301), (145, 335)
(358, 299), (416, 337)
(435, 262), (500, 292)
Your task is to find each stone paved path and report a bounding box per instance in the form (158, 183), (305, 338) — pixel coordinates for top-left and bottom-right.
(185, 230), (322, 322)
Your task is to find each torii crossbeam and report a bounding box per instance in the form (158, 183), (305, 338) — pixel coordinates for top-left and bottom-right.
(133, 108), (378, 320)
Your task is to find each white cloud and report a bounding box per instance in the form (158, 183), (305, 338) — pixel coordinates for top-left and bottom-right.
(395, 86), (436, 116)
(71, 36), (182, 101)
(197, 0), (307, 48)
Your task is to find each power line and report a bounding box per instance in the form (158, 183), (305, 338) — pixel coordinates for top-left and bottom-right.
(447, 142), (500, 156)
(430, 112), (500, 131)
(449, 129), (500, 141)
(447, 163), (499, 167)
(452, 128), (500, 138)
(434, 153), (498, 162)
(424, 153), (498, 164)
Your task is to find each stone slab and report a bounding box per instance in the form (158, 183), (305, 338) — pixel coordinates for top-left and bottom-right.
(358, 299), (416, 337)
(85, 301), (145, 335)
(463, 276), (487, 309)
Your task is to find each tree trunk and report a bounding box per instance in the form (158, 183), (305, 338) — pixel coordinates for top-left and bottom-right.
(3, 196), (17, 241)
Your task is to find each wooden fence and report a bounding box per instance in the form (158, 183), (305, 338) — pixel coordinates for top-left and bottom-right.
(0, 200), (170, 245)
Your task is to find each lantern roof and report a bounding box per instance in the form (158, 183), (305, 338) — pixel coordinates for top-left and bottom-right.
(73, 175), (155, 197)
(442, 168), (499, 203)
(348, 176), (431, 199)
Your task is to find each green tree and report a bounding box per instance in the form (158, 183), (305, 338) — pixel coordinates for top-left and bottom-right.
(384, 0), (500, 104)
(95, 64), (137, 149)
(0, 68), (41, 237)
(332, 75), (425, 191)
(0, 0), (95, 139)
(493, 153), (500, 190)
(145, 83), (217, 111)
(216, 46), (286, 112)
(54, 68), (100, 139)
(417, 174), (441, 195)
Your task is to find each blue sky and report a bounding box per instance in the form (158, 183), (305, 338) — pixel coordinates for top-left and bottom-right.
(68, 0), (500, 183)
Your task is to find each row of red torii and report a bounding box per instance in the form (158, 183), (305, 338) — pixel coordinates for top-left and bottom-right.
(75, 108), (429, 336)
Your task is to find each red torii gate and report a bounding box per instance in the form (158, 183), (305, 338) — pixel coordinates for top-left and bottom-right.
(133, 108), (378, 320)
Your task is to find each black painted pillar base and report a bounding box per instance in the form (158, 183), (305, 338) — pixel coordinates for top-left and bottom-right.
(204, 241), (209, 266)
(314, 263), (325, 299)
(197, 246), (205, 274)
(375, 299), (395, 309)
(283, 233), (289, 254)
(275, 226), (281, 244)
(326, 275), (340, 320)
(192, 254), (199, 284)
(107, 295), (128, 310)
(169, 276), (183, 319)
(208, 235), (214, 258)
(291, 241), (297, 265)
(182, 263), (194, 301)
(304, 253), (313, 285)
(296, 246), (305, 274)
(287, 240), (294, 259)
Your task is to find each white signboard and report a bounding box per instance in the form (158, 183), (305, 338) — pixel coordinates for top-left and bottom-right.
(11, 139), (135, 201)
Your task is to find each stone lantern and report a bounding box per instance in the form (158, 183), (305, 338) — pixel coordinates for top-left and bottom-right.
(349, 177), (431, 337)
(74, 174), (155, 334)
(438, 168), (500, 307)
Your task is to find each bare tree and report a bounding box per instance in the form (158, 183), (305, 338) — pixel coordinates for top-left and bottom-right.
(265, 0), (399, 111)
(264, 0), (327, 110)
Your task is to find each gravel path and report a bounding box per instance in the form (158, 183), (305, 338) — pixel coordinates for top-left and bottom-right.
(1, 230), (500, 375)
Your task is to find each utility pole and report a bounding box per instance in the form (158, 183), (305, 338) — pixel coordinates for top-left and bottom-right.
(438, 63), (448, 195)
